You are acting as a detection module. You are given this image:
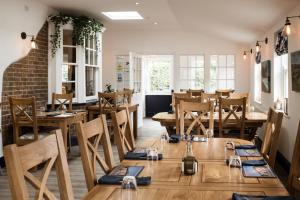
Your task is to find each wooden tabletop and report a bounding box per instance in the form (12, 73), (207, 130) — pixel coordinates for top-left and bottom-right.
(36, 110), (87, 119)
(82, 138), (289, 200)
(152, 112), (268, 123)
(87, 103), (139, 111)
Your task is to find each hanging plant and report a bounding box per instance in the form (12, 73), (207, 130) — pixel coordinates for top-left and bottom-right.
(49, 13), (71, 56)
(48, 13), (104, 56)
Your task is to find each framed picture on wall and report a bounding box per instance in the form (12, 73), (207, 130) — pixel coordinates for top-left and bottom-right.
(291, 50), (300, 92)
(261, 60), (271, 93)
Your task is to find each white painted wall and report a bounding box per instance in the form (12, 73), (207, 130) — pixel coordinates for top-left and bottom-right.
(250, 5), (300, 162)
(0, 0), (53, 157)
(102, 30), (250, 93)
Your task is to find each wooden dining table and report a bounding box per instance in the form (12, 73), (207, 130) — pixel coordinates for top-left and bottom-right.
(36, 110), (87, 151)
(87, 103), (139, 138)
(152, 111), (268, 136)
(82, 138), (289, 200)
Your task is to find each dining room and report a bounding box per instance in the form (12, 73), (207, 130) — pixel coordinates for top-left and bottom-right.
(1, 0), (300, 199)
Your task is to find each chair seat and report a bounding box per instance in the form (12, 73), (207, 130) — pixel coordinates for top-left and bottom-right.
(20, 131), (53, 140)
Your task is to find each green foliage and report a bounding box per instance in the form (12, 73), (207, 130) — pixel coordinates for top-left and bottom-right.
(48, 13), (104, 57)
(104, 84), (114, 93)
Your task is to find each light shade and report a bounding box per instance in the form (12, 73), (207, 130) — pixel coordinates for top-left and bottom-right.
(31, 38), (38, 49)
(102, 11), (143, 20)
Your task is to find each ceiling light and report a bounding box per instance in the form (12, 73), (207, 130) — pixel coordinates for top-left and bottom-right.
(21, 32), (38, 49)
(243, 49), (252, 60)
(135, 2), (140, 5)
(283, 15), (300, 36)
(154, 22), (158, 25)
(102, 11), (143, 20)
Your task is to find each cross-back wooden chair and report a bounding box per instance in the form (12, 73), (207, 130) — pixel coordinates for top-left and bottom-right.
(4, 130), (74, 200)
(179, 101), (214, 136)
(51, 93), (73, 111)
(172, 92), (192, 111)
(201, 93), (220, 110)
(111, 108), (135, 161)
(229, 92), (250, 112)
(174, 96), (201, 134)
(187, 89), (204, 97)
(215, 89), (234, 98)
(260, 108), (283, 169)
(123, 88), (133, 104)
(9, 96), (39, 146)
(76, 116), (115, 191)
(98, 92), (119, 114)
(288, 121), (300, 196)
(218, 97), (247, 138)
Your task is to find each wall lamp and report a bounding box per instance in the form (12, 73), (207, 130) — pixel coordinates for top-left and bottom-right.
(21, 32), (38, 49)
(255, 37), (268, 52)
(243, 49), (253, 60)
(284, 15), (300, 35)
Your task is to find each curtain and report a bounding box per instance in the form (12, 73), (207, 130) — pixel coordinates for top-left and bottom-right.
(275, 30), (288, 56)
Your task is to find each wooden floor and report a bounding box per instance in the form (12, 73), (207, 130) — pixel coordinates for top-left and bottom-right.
(0, 118), (164, 200)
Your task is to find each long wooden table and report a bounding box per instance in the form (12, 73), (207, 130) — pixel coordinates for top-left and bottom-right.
(152, 112), (268, 135)
(82, 138), (289, 200)
(36, 110), (87, 150)
(87, 103), (139, 138)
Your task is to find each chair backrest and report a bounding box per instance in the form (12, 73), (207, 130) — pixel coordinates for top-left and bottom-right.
(174, 96), (201, 134)
(121, 89), (134, 104)
(4, 130), (74, 200)
(111, 108), (135, 161)
(187, 89), (204, 97)
(51, 93), (73, 111)
(288, 121), (300, 196)
(98, 92), (118, 114)
(76, 116), (115, 191)
(229, 92), (250, 112)
(179, 101), (214, 136)
(9, 96), (38, 145)
(218, 97), (247, 138)
(201, 93), (220, 109)
(172, 92), (192, 110)
(261, 108), (283, 169)
(215, 89), (234, 98)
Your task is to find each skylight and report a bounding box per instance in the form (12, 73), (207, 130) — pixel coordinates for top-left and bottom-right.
(102, 11), (143, 20)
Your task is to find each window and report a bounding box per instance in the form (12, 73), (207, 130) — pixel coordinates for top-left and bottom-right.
(274, 53), (288, 114)
(179, 55), (205, 90)
(85, 35), (99, 99)
(209, 55), (235, 92)
(144, 55), (173, 94)
(62, 29), (77, 97)
(254, 63), (262, 103)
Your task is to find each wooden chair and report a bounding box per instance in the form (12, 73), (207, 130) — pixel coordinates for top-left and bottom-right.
(218, 97), (247, 139)
(51, 93), (73, 111)
(187, 89), (204, 97)
(172, 92), (192, 111)
(76, 116), (115, 191)
(174, 96), (201, 134)
(216, 89), (234, 98)
(229, 92), (250, 112)
(123, 88), (133, 104)
(9, 96), (42, 146)
(179, 101), (214, 135)
(111, 108), (136, 161)
(201, 93), (220, 110)
(260, 108), (283, 169)
(4, 130), (74, 200)
(98, 92), (118, 114)
(288, 121), (300, 196)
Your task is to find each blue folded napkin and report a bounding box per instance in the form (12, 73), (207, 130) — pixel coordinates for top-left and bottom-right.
(169, 134), (181, 143)
(242, 159), (267, 166)
(235, 145), (257, 149)
(124, 152), (163, 160)
(98, 175), (151, 186)
(232, 193), (294, 200)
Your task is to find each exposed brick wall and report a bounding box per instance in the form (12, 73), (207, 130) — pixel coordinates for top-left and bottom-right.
(1, 22), (48, 145)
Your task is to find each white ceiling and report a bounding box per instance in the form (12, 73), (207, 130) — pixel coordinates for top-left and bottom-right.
(38, 0), (300, 44)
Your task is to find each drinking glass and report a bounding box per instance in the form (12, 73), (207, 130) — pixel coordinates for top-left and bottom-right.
(121, 176), (137, 200)
(160, 132), (168, 151)
(205, 129), (214, 140)
(224, 140), (235, 161)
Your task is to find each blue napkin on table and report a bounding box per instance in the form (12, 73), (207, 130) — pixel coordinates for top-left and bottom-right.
(98, 175), (151, 186)
(242, 159), (267, 166)
(235, 145), (257, 149)
(169, 134), (181, 143)
(232, 193), (294, 200)
(124, 152), (163, 160)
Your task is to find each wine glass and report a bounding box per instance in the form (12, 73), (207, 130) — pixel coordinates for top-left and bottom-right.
(121, 176), (137, 200)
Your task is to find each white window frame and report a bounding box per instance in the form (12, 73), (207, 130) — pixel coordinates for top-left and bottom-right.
(209, 55), (235, 92)
(254, 63), (262, 104)
(179, 55), (205, 90)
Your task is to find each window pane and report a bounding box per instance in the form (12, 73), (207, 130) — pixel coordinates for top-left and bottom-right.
(149, 58), (171, 92)
(180, 56), (188, 67)
(209, 80), (217, 92)
(210, 67), (217, 79)
(195, 67), (204, 80)
(85, 49), (89, 65)
(218, 80), (227, 89)
(62, 65), (76, 82)
(219, 55), (226, 67)
(86, 67), (96, 96)
(227, 80), (235, 89)
(218, 67), (227, 79)
(90, 51), (94, 65)
(227, 68), (235, 79)
(180, 68), (188, 79)
(63, 30), (75, 46)
(227, 55), (235, 67)
(190, 56), (196, 68)
(196, 56), (204, 67)
(63, 47), (76, 63)
(210, 55), (218, 67)
(62, 83), (75, 97)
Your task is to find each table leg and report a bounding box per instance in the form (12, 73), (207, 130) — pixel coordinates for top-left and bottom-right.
(133, 110), (138, 139)
(88, 111), (94, 121)
(59, 121), (69, 152)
